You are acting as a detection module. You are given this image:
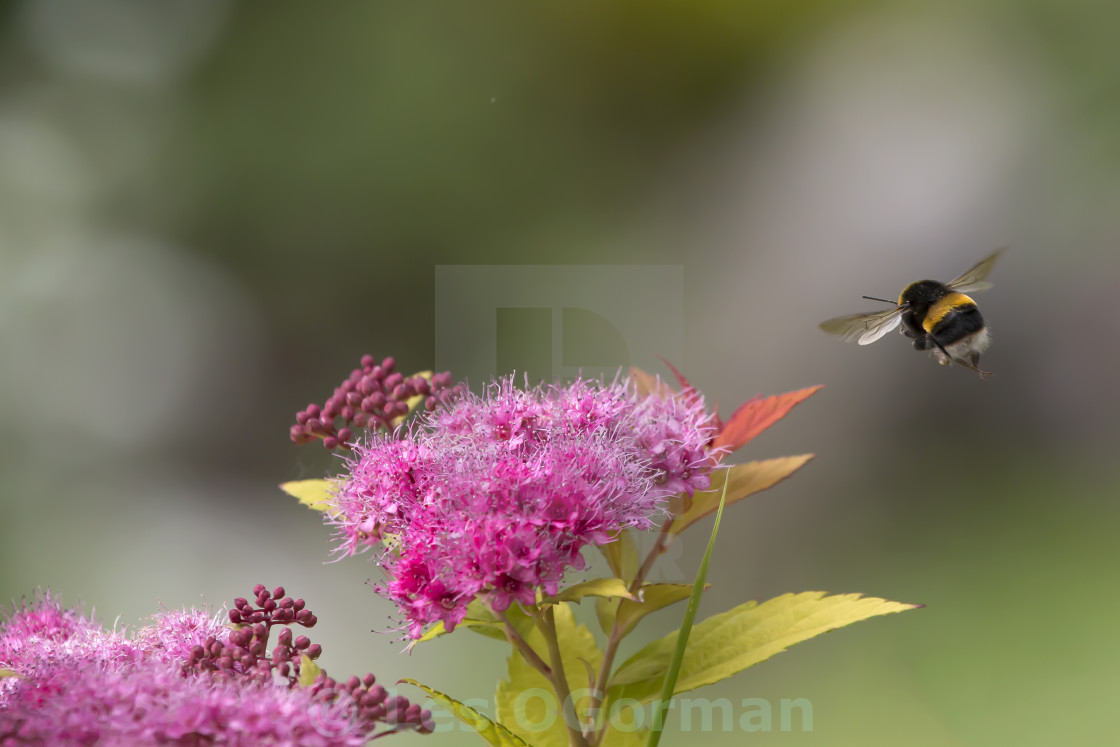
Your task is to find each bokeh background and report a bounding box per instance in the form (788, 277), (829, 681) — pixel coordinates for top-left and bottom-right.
(3, 1), (1119, 744)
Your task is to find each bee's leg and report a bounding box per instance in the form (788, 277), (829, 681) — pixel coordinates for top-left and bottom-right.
(912, 336), (929, 350)
(938, 343), (993, 378)
(965, 353), (993, 378)
(929, 337), (953, 366)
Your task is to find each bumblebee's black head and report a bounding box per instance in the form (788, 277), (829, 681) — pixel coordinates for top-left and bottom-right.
(898, 279), (948, 307)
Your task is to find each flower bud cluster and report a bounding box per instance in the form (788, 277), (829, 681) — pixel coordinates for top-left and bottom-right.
(291, 355), (462, 449)
(184, 584), (321, 684)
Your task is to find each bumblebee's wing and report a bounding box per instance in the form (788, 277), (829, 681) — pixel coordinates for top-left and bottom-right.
(818, 307), (903, 345)
(946, 248), (1004, 293)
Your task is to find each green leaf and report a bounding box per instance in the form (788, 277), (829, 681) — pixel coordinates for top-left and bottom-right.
(542, 578), (636, 606)
(595, 596), (616, 637)
(279, 479), (338, 514)
(615, 584), (706, 638)
(297, 654), (321, 687)
(595, 583), (704, 638)
(669, 455), (813, 535)
(0, 668), (17, 679)
(613, 591), (921, 705)
(409, 598), (534, 649)
(645, 468), (729, 747)
(495, 603), (603, 747)
(598, 530), (640, 584)
(401, 679), (532, 747)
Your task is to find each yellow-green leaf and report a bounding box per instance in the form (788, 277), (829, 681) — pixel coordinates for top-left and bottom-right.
(297, 654), (321, 687)
(401, 679), (532, 747)
(598, 530), (641, 584)
(609, 591), (920, 704)
(279, 479), (339, 515)
(496, 603), (603, 747)
(408, 598), (536, 649)
(595, 596), (616, 637)
(669, 456), (813, 535)
(542, 578), (636, 606)
(615, 584), (705, 638)
(409, 616), (506, 647)
(410, 598), (498, 645)
(0, 668), (17, 679)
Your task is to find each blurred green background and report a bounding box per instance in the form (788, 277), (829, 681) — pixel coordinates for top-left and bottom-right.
(2, 1), (1119, 744)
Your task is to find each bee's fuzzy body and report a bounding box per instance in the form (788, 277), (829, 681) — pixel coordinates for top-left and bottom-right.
(818, 248), (1002, 377)
(898, 280), (990, 368)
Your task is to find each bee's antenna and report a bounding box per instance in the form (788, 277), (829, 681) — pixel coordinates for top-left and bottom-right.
(861, 295), (898, 305)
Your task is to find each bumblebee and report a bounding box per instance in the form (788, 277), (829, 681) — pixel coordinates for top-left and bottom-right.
(819, 249), (1003, 377)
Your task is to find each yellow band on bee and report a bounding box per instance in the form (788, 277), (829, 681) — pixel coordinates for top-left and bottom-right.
(922, 292), (975, 332)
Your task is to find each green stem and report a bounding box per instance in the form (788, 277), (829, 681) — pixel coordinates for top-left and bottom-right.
(646, 470), (730, 747)
(539, 605), (591, 747)
(588, 518), (675, 745)
(494, 607), (551, 680)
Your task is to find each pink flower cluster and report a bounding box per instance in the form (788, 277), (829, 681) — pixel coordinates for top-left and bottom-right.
(1, 588), (431, 745)
(333, 376), (717, 638)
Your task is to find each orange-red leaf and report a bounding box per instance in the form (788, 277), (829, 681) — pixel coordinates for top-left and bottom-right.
(629, 366), (675, 399)
(655, 355), (701, 407)
(713, 386), (822, 453)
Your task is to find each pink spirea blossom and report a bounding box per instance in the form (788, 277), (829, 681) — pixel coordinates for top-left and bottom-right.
(0, 592), (425, 745)
(333, 375), (718, 638)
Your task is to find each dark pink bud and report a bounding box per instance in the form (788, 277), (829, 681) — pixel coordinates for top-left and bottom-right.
(360, 354), (374, 368)
(305, 418), (323, 433)
(352, 412), (369, 427)
(340, 405), (355, 420)
(384, 372), (403, 390)
(338, 427), (352, 442)
(381, 356), (395, 371)
(341, 379), (355, 393)
(362, 672), (375, 687)
(392, 384), (408, 399)
(305, 404), (320, 418)
(294, 635), (310, 650)
(323, 436), (339, 449)
(345, 391), (362, 407)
